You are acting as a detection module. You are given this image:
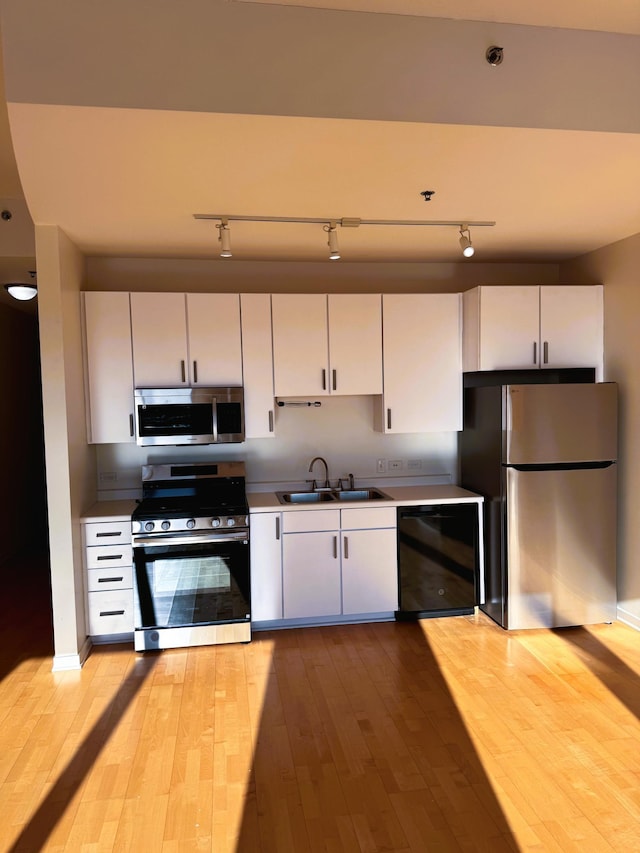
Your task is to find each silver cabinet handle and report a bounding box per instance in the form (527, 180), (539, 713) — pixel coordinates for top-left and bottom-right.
(275, 516), (280, 540)
(181, 360), (186, 382)
(193, 360), (198, 383)
(129, 413), (134, 437)
(322, 368), (327, 390)
(543, 341), (549, 364)
(387, 409), (392, 430)
(533, 341), (537, 365)
(333, 535), (338, 559)
(343, 535), (349, 559)
(268, 410), (274, 433)
(332, 369), (337, 391)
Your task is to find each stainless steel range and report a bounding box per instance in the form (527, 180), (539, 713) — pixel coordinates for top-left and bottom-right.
(131, 461), (250, 651)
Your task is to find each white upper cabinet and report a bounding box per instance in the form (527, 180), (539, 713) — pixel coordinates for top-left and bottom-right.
(82, 292), (135, 444)
(327, 294), (382, 394)
(186, 293), (243, 385)
(272, 293), (328, 396)
(240, 293), (275, 438)
(130, 292), (242, 387)
(271, 293), (383, 397)
(539, 286), (603, 377)
(130, 292), (189, 387)
(379, 293), (462, 434)
(463, 285), (604, 379)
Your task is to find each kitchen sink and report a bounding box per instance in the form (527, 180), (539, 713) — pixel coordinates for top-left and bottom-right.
(276, 487), (391, 505)
(276, 491), (337, 504)
(333, 488), (391, 501)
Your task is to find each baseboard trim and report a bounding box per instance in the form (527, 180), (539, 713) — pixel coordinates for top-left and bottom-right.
(617, 606), (640, 632)
(51, 636), (92, 672)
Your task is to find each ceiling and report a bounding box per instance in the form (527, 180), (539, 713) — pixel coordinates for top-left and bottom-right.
(0, 1), (639, 280)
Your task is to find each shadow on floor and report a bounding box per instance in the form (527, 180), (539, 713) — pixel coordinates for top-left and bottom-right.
(236, 620), (519, 852)
(553, 625), (640, 720)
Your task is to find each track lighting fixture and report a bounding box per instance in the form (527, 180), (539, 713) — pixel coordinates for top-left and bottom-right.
(4, 283), (38, 300)
(217, 218), (232, 258)
(459, 225), (475, 258)
(325, 222), (340, 260)
(195, 213), (494, 259)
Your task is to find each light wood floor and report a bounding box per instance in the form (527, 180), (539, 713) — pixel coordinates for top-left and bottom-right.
(1, 551), (639, 852)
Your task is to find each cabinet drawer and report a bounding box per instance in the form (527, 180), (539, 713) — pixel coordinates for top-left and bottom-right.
(84, 521), (131, 546)
(87, 566), (133, 592)
(282, 509), (340, 533)
(85, 544), (132, 569)
(87, 590), (134, 635)
(341, 507), (396, 530)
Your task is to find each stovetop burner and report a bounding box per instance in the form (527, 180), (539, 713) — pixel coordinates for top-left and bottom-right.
(131, 461), (249, 534)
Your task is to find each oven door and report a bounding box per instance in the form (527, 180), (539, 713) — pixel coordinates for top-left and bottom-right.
(132, 530), (250, 651)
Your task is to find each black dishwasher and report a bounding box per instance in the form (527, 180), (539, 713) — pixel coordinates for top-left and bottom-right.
(396, 504), (479, 619)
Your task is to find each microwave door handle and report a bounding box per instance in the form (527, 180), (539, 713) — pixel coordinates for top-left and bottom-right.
(211, 396), (219, 443)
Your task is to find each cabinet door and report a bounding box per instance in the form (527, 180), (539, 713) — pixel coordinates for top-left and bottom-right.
(187, 293), (243, 385)
(341, 527), (398, 615)
(477, 286), (540, 370)
(241, 293), (275, 438)
(130, 292), (188, 386)
(283, 531), (341, 618)
(82, 292), (135, 443)
(272, 294), (329, 396)
(539, 286), (603, 378)
(328, 294), (382, 395)
(249, 512), (283, 621)
(381, 293), (462, 433)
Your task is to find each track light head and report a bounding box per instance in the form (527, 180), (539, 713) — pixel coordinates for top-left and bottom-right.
(325, 222), (340, 260)
(459, 225), (474, 258)
(217, 219), (232, 258)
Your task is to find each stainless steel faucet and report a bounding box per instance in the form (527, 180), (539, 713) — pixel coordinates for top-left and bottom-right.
(308, 456), (330, 490)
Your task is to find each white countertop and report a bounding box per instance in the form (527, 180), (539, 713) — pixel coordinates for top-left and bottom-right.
(81, 499), (137, 523)
(248, 484), (482, 512)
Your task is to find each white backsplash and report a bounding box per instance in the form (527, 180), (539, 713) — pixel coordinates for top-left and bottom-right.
(95, 395), (457, 499)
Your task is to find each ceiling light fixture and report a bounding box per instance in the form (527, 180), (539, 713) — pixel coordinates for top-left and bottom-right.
(459, 224), (475, 258)
(325, 222), (340, 260)
(217, 217), (232, 258)
(4, 278), (38, 301)
(195, 214), (495, 258)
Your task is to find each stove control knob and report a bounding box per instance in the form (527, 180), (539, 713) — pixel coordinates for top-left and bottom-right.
(211, 517), (221, 528)
(227, 517), (236, 527)
(161, 521), (171, 531)
(186, 519), (196, 529)
(144, 521), (155, 532)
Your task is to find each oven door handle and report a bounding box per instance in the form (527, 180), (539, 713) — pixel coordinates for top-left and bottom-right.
(132, 531), (249, 548)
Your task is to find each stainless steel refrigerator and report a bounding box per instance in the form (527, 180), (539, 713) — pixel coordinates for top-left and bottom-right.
(460, 375), (617, 629)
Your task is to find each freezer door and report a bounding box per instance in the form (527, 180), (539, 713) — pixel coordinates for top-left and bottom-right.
(505, 382), (617, 465)
(505, 465), (617, 629)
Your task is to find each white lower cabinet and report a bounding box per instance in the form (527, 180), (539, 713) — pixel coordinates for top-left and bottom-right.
(249, 505), (397, 625)
(249, 512), (284, 621)
(82, 520), (134, 640)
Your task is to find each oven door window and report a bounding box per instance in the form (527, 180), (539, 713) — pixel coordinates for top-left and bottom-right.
(134, 541), (250, 628)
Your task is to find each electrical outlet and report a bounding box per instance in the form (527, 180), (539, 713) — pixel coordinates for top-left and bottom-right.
(389, 459), (403, 471)
(376, 458), (387, 473)
(408, 459), (422, 470)
(99, 471), (117, 483)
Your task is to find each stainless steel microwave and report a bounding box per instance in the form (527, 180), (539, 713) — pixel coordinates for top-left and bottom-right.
(134, 387), (245, 446)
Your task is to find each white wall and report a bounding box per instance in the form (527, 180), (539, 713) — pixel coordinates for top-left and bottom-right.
(96, 395), (457, 498)
(36, 224), (95, 669)
(561, 232), (640, 629)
